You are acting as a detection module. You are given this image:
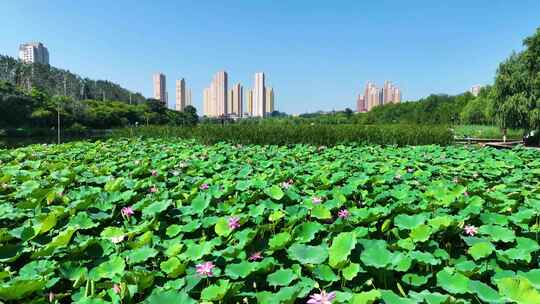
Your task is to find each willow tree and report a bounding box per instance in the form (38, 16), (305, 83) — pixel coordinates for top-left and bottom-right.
(492, 28), (540, 139)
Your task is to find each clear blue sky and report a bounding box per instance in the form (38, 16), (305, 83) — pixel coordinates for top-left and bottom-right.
(1, 1), (539, 114)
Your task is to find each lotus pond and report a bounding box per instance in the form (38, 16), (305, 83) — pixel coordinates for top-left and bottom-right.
(1, 139), (540, 303)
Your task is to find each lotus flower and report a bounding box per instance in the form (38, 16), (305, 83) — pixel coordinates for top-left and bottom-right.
(228, 216), (241, 230)
(111, 235), (125, 244)
(464, 225), (478, 236)
(249, 251), (263, 261)
(464, 191), (469, 197)
(200, 183), (209, 190)
(151, 170), (158, 176)
(112, 284), (121, 294)
(281, 181), (292, 189)
(149, 186), (158, 193)
(307, 290), (336, 304)
(312, 197), (322, 204)
(121, 206), (134, 218)
(338, 209), (350, 219)
(407, 168), (414, 173)
(196, 261), (215, 277)
(395, 174), (402, 180)
(171, 170), (180, 176)
(453, 177), (459, 183)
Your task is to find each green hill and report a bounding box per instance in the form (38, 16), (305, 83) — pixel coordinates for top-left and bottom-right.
(0, 55), (145, 103)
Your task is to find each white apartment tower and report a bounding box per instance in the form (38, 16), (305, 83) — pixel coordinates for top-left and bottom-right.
(265, 87), (274, 114)
(253, 72), (266, 117)
(231, 83), (243, 117)
(18, 42), (49, 65)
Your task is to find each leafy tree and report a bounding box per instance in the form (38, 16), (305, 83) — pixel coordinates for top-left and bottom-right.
(492, 28), (540, 133)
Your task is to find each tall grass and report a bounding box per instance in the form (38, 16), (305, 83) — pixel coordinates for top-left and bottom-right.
(110, 124), (453, 146)
(453, 125), (523, 140)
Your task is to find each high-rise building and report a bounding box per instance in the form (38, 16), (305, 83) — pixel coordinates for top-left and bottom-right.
(246, 89), (254, 116)
(18, 42), (49, 65)
(214, 71), (228, 116)
(358, 80), (402, 112)
(187, 88), (192, 107)
(265, 87), (274, 114)
(253, 72), (266, 117)
(153, 73), (166, 103)
(231, 83), (243, 117)
(356, 95), (366, 112)
(203, 87), (211, 116)
(203, 71), (228, 117)
(175, 78), (187, 111)
(470, 85), (481, 97)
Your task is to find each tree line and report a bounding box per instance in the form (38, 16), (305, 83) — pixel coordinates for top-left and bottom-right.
(0, 81), (198, 134)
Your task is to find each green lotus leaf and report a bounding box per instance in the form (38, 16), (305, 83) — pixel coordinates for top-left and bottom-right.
(311, 205), (331, 220)
(329, 232), (356, 268)
(265, 185), (284, 200)
(267, 268), (298, 287)
(269, 232), (291, 251)
(436, 267), (470, 294)
(225, 261), (256, 279)
(287, 243), (328, 264)
(144, 289), (196, 304)
(201, 279), (231, 301)
(468, 241), (494, 260)
(160, 257), (185, 278)
(350, 289), (381, 304)
(497, 276), (540, 304)
(125, 246), (158, 264)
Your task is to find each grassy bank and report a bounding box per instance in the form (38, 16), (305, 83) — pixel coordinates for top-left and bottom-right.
(110, 124), (454, 146)
(453, 125), (523, 140)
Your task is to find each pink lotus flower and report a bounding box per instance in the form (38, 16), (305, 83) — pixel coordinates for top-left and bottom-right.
(338, 209), (350, 219)
(200, 183), (209, 190)
(249, 251), (263, 261)
(151, 170), (158, 176)
(196, 261), (215, 277)
(228, 217), (241, 230)
(281, 181), (292, 189)
(464, 225), (478, 236)
(112, 284), (121, 294)
(121, 206), (134, 218)
(307, 290), (336, 304)
(464, 191), (469, 197)
(312, 197), (322, 204)
(149, 186), (158, 193)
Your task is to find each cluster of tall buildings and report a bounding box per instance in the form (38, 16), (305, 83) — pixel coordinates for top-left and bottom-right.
(356, 81), (401, 112)
(152, 73), (192, 111)
(203, 71), (275, 118)
(18, 42), (49, 65)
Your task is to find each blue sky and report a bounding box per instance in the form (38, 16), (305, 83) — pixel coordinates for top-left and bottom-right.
(1, 1), (539, 114)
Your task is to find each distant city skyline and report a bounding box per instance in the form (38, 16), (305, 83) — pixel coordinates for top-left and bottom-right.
(357, 81), (401, 112)
(3, 2), (539, 114)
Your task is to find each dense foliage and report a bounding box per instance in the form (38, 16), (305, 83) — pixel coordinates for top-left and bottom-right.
(1, 139), (540, 303)
(0, 55), (145, 104)
(492, 28), (540, 132)
(111, 124), (454, 146)
(0, 82), (198, 132)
